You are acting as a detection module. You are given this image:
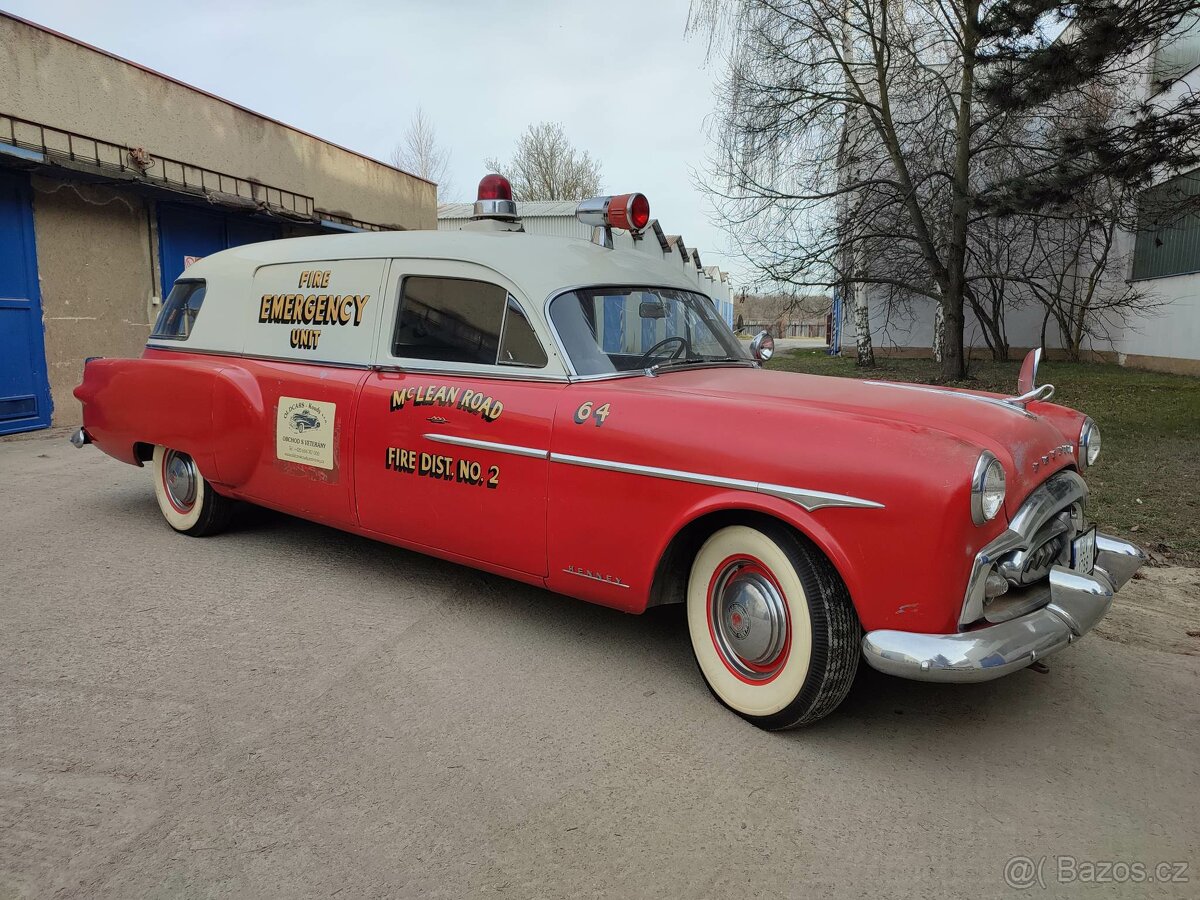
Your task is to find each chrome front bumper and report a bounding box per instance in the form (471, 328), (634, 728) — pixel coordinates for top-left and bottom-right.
(862, 534), (1145, 683)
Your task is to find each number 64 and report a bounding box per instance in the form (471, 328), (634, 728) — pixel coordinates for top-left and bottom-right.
(573, 401), (611, 426)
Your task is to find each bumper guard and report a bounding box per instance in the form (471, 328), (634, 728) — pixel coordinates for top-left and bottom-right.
(862, 533), (1145, 683)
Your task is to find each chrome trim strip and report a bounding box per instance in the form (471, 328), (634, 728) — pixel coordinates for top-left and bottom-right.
(421, 437), (884, 512)
(377, 364), (570, 383)
(144, 344), (373, 370)
(424, 434), (549, 459)
(146, 344), (574, 382)
(548, 452), (884, 511)
(565, 371), (648, 383)
(646, 359), (757, 377)
(863, 380), (1037, 419)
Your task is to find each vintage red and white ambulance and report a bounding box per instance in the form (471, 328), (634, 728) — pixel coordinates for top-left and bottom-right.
(73, 175), (1145, 729)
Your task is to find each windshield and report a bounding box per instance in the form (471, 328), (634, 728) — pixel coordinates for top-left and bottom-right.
(549, 287), (749, 376)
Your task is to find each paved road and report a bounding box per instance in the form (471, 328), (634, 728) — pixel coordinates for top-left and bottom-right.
(2, 435), (1198, 899)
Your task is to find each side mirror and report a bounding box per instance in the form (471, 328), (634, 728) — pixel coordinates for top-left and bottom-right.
(750, 330), (775, 362)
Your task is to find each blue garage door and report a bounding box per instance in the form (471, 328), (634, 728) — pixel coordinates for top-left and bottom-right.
(0, 171), (52, 435)
(157, 203), (281, 297)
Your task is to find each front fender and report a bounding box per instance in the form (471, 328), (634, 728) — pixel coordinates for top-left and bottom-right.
(649, 489), (870, 615)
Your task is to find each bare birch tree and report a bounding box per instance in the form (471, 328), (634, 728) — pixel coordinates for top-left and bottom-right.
(691, 1), (1200, 380)
(391, 107), (454, 200)
(485, 122), (603, 201)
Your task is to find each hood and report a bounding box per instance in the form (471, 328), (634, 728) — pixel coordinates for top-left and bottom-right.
(632, 366), (1084, 506)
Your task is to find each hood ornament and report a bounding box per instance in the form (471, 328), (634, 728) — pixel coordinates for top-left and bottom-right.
(1006, 348), (1055, 407)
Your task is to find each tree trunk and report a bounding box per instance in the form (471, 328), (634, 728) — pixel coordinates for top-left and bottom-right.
(853, 282), (875, 367)
(939, 288), (966, 380)
(932, 304), (945, 363)
(939, 1), (978, 382)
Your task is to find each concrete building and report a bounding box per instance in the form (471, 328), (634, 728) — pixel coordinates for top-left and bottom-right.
(838, 17), (1200, 375)
(437, 201), (735, 324)
(0, 13), (436, 435)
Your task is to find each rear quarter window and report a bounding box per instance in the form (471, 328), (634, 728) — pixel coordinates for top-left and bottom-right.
(152, 280), (206, 340)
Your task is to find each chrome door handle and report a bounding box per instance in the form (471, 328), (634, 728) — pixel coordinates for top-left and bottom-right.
(426, 415), (448, 424)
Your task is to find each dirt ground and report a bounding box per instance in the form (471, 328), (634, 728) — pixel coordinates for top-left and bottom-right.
(1098, 566), (1200, 656)
(2, 434), (1199, 899)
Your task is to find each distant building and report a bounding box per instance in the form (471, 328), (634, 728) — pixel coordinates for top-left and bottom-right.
(437, 201), (735, 325)
(735, 293), (832, 339)
(836, 16), (1200, 374)
(0, 12), (436, 434)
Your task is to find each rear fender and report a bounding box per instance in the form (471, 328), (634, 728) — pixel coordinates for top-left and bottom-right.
(74, 357), (264, 485)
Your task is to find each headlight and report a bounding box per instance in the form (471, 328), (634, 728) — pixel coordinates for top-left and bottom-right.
(1079, 418), (1100, 468)
(971, 451), (1007, 525)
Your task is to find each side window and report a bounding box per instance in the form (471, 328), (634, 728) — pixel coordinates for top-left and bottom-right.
(151, 280), (206, 340)
(499, 297), (548, 367)
(392, 276), (546, 368)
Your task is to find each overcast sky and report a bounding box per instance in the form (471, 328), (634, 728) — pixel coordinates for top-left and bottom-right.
(5, 0), (749, 283)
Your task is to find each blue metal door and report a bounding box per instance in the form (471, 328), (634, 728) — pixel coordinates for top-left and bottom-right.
(157, 203), (281, 297)
(0, 171), (52, 435)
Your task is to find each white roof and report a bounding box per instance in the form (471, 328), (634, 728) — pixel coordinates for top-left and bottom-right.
(183, 229), (705, 304)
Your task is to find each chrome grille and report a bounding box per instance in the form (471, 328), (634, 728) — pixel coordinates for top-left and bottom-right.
(996, 508), (1077, 587)
(960, 471), (1090, 628)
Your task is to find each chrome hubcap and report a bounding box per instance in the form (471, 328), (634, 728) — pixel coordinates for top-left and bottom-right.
(163, 450), (198, 511)
(709, 559), (788, 680)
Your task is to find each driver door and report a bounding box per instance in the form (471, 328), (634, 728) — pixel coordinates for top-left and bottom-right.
(354, 261), (565, 577)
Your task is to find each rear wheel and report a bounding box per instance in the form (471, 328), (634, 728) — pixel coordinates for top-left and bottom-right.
(151, 445), (234, 536)
(686, 524), (860, 730)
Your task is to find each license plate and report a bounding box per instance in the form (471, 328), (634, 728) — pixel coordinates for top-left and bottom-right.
(1072, 526), (1097, 575)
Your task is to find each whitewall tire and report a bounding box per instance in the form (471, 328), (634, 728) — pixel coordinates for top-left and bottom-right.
(687, 524), (860, 729)
(151, 445), (234, 536)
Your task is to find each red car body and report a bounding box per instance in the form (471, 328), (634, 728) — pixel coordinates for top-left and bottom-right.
(70, 202), (1145, 727)
(79, 350), (1087, 635)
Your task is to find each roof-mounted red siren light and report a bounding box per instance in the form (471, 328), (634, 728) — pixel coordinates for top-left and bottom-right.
(472, 173), (518, 220)
(576, 193), (651, 234)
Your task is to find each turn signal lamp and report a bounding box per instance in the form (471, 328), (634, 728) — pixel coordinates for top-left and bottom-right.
(576, 193), (651, 233)
(473, 174), (518, 220)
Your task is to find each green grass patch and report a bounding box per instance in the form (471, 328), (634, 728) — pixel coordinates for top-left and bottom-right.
(767, 349), (1200, 564)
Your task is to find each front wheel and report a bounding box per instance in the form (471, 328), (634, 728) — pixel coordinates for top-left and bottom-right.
(151, 445), (234, 536)
(687, 524), (861, 730)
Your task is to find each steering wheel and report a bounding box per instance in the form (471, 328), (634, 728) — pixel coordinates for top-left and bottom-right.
(636, 335), (692, 368)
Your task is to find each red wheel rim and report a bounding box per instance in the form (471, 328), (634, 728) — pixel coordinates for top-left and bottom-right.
(706, 554), (791, 684)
